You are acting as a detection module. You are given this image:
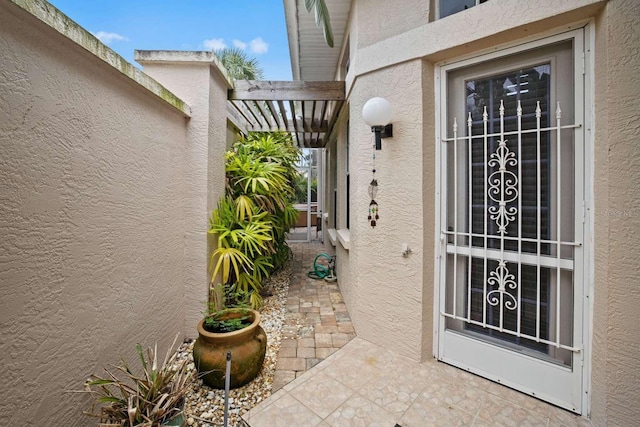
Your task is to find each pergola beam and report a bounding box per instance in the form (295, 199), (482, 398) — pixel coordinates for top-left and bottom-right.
(228, 80), (346, 147)
(230, 80), (345, 101)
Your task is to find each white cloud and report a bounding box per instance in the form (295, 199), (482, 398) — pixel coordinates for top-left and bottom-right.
(249, 37), (268, 54)
(203, 38), (227, 51)
(232, 39), (247, 50)
(94, 31), (127, 44)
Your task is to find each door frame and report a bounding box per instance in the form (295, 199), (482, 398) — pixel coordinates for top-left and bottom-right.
(432, 25), (594, 415)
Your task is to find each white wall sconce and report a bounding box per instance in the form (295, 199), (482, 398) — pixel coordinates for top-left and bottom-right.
(362, 97), (393, 150)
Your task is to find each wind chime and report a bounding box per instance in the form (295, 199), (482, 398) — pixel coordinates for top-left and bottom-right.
(368, 146), (379, 228)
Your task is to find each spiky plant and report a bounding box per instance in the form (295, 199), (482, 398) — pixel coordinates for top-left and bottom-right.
(82, 335), (192, 426)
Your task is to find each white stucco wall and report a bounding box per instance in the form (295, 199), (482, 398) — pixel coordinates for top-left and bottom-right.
(0, 1), (223, 425)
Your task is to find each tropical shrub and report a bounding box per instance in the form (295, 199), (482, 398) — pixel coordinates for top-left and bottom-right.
(209, 132), (300, 310)
(295, 175), (318, 203)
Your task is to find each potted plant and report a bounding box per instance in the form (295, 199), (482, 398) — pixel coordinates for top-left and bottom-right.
(192, 195), (270, 389)
(82, 335), (192, 426)
(193, 133), (300, 389)
(193, 293), (267, 389)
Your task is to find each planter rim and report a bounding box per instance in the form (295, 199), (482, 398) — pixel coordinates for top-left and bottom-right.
(197, 308), (261, 339)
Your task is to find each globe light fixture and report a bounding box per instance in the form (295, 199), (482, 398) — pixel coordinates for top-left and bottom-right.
(362, 97), (393, 150)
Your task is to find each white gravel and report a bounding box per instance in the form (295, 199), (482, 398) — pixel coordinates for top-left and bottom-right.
(173, 260), (291, 427)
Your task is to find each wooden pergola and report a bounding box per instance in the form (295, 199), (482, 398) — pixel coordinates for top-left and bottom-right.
(228, 80), (345, 148)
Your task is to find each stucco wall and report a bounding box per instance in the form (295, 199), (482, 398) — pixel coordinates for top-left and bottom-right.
(336, 0), (640, 421)
(353, 0), (606, 77)
(590, 0), (640, 424)
(0, 1), (208, 425)
(354, 0), (430, 48)
(338, 60), (426, 361)
(133, 52), (232, 337)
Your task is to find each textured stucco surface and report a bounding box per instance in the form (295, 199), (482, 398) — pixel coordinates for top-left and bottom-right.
(326, 0), (640, 422)
(354, 0), (430, 49)
(590, 0), (640, 424)
(0, 1), (228, 425)
(335, 60), (426, 361)
(135, 54), (232, 337)
(354, 0), (606, 76)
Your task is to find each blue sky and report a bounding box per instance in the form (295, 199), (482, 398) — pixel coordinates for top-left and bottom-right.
(48, 0), (293, 80)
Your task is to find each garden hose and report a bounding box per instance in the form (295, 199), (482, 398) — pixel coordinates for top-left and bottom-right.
(307, 253), (334, 280)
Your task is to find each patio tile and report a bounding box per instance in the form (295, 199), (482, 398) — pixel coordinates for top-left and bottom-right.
(315, 347), (337, 359)
(324, 393), (398, 427)
(276, 357), (306, 371)
(476, 395), (548, 426)
(289, 371), (355, 418)
(277, 346), (296, 358)
(548, 406), (593, 426)
(485, 380), (552, 419)
(244, 391), (323, 427)
(320, 306), (334, 316)
(251, 244), (587, 426)
(400, 390), (477, 427)
(244, 389), (287, 421)
(330, 292), (343, 303)
(298, 337), (316, 347)
(323, 350), (383, 390)
(296, 346), (316, 358)
(337, 323), (355, 333)
(320, 315), (338, 326)
(331, 332), (350, 348)
(315, 333), (333, 347)
(420, 376), (485, 415)
(357, 369), (425, 416)
(298, 326), (315, 337)
(306, 357), (323, 370)
(280, 338), (297, 348)
(271, 370), (296, 392)
(315, 325), (339, 334)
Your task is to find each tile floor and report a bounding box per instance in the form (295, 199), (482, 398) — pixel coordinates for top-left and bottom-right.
(271, 242), (356, 392)
(245, 243), (592, 427)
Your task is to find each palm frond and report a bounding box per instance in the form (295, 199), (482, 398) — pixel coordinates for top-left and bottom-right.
(214, 47), (264, 80)
(210, 246), (253, 284)
(304, 0), (334, 47)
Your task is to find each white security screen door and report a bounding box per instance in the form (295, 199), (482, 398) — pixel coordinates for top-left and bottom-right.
(436, 30), (587, 413)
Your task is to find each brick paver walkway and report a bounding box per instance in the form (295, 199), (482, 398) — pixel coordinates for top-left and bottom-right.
(272, 242), (356, 391)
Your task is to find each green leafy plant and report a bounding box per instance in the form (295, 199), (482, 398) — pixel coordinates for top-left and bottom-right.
(208, 132), (300, 311)
(295, 174), (318, 203)
(203, 308), (252, 333)
(82, 336), (192, 426)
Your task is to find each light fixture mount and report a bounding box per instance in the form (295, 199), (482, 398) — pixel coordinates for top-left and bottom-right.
(362, 97), (393, 150)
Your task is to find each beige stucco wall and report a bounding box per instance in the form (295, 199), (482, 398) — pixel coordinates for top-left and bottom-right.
(332, 0), (639, 422)
(354, 0), (430, 48)
(333, 59), (427, 361)
(353, 0), (607, 77)
(0, 1), (228, 425)
(590, 0), (640, 424)
(134, 51), (233, 336)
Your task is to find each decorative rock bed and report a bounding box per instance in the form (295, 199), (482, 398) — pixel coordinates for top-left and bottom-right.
(173, 261), (291, 427)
